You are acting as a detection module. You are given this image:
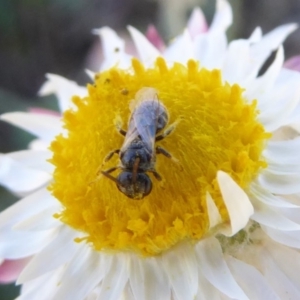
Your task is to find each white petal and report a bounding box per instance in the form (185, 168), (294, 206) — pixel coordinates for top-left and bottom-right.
(164, 29), (194, 64)
(85, 288), (100, 300)
(127, 26), (160, 64)
(162, 243), (198, 300)
(250, 23), (297, 70)
(267, 161), (300, 174)
(248, 27), (262, 44)
(120, 283), (135, 300)
(97, 254), (129, 300)
(287, 105), (300, 129)
(251, 198), (300, 230)
(19, 267), (63, 300)
(13, 205), (61, 231)
(85, 69), (96, 80)
(257, 69), (300, 131)
(94, 27), (131, 71)
(187, 7), (207, 38)
(0, 188), (59, 258)
(217, 171), (254, 236)
(1, 112), (62, 142)
(262, 253), (300, 299)
(192, 0), (230, 69)
(195, 237), (248, 300)
(130, 255), (171, 300)
(0, 188), (55, 228)
(17, 226), (79, 284)
(290, 122), (300, 134)
(264, 137), (300, 165)
(39, 73), (86, 113)
(262, 226), (300, 248)
(206, 192), (222, 229)
(209, 0), (232, 33)
(244, 46), (284, 102)
(28, 139), (50, 151)
(222, 39), (257, 85)
(0, 227), (57, 259)
(194, 30), (227, 69)
(258, 169), (300, 194)
(7, 149), (53, 174)
(283, 194), (300, 206)
(260, 68), (300, 108)
(267, 242), (300, 290)
(0, 155), (51, 194)
(53, 246), (104, 300)
(249, 183), (299, 208)
(279, 206), (300, 225)
(196, 271), (223, 300)
(227, 256), (280, 300)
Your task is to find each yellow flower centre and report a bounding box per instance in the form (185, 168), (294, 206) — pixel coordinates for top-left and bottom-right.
(49, 58), (270, 256)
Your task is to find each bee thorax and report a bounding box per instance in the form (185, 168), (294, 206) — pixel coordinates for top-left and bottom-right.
(120, 140), (152, 170)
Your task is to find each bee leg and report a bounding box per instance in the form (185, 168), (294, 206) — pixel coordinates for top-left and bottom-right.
(148, 169), (163, 181)
(156, 146), (171, 158)
(100, 149), (120, 170)
(156, 146), (183, 171)
(115, 117), (127, 136)
(117, 128), (127, 136)
(102, 166), (120, 174)
(104, 149), (120, 162)
(155, 118), (181, 141)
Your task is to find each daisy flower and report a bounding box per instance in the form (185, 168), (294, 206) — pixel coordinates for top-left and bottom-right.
(1, 0), (300, 299)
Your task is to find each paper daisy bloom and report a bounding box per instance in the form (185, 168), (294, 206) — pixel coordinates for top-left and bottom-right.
(1, 0), (300, 299)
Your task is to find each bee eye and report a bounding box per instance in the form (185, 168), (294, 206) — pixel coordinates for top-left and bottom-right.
(117, 172), (152, 200)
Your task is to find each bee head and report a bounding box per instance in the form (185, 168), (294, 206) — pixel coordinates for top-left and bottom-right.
(117, 171), (152, 200)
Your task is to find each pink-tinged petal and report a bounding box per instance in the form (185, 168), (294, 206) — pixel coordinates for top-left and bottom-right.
(0, 258), (31, 283)
(284, 55), (300, 72)
(146, 25), (165, 51)
(28, 108), (60, 117)
(188, 7), (208, 39)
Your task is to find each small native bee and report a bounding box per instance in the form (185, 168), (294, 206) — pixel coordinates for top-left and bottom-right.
(101, 87), (178, 200)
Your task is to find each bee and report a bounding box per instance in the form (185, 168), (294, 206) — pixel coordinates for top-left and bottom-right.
(100, 87), (178, 200)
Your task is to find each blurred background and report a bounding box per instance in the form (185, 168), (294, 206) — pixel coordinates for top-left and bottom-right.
(0, 0), (300, 298)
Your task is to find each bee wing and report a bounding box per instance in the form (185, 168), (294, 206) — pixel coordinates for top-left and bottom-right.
(121, 101), (157, 152)
(133, 102), (158, 152)
(121, 88), (158, 153)
(121, 116), (140, 151)
(135, 88), (164, 151)
(129, 87), (158, 112)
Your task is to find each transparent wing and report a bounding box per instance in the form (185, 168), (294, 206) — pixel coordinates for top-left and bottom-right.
(122, 87), (168, 153)
(122, 101), (158, 153)
(133, 100), (158, 151)
(121, 116), (140, 151)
